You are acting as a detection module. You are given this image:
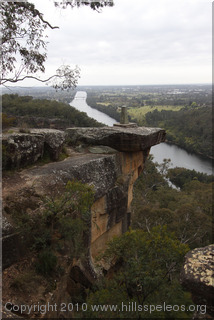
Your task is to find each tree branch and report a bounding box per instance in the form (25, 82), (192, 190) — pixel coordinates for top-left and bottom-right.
(15, 2), (59, 29)
(1, 65), (81, 90)
(1, 74), (59, 84)
(35, 9), (59, 29)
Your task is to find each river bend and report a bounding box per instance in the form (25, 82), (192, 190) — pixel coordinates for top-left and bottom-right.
(70, 91), (213, 175)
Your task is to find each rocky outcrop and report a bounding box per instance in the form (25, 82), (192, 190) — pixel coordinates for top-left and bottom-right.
(2, 150), (147, 268)
(2, 125), (165, 318)
(2, 129), (65, 169)
(3, 126), (165, 263)
(65, 126), (166, 152)
(2, 133), (44, 170)
(30, 129), (65, 161)
(181, 245), (214, 318)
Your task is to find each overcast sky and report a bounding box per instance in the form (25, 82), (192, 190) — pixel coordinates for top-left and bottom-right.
(24, 0), (212, 86)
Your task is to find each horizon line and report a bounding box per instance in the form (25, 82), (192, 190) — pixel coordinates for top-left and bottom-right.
(1, 82), (212, 89)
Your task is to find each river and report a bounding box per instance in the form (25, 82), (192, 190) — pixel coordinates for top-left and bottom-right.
(70, 91), (117, 126)
(150, 143), (213, 175)
(70, 91), (213, 175)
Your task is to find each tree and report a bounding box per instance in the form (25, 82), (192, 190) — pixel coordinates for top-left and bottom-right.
(167, 167), (213, 189)
(42, 180), (94, 259)
(0, 1), (113, 89)
(54, 1), (114, 12)
(132, 158), (213, 249)
(10, 179), (95, 276)
(84, 227), (192, 319)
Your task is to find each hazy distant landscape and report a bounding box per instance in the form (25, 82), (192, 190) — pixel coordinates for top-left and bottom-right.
(2, 83), (212, 106)
(2, 83), (212, 159)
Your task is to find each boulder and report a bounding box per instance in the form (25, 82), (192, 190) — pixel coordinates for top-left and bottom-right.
(65, 126), (165, 152)
(2, 129), (65, 169)
(2, 133), (44, 170)
(181, 245), (214, 317)
(30, 129), (65, 161)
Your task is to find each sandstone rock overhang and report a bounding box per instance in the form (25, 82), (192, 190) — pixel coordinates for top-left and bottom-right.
(65, 126), (166, 152)
(2, 125), (167, 314)
(2, 125), (166, 270)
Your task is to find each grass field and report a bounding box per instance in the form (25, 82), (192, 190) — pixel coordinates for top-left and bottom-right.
(128, 105), (183, 123)
(97, 102), (112, 106)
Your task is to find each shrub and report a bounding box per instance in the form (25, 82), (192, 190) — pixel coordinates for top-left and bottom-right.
(35, 249), (57, 276)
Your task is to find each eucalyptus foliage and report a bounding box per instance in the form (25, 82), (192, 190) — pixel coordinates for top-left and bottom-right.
(0, 1), (113, 88)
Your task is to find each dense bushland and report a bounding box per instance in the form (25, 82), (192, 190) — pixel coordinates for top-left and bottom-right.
(2, 94), (103, 128)
(132, 157), (213, 249)
(145, 106), (212, 158)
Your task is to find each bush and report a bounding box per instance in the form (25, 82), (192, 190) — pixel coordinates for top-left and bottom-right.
(10, 271), (42, 292)
(1, 113), (16, 129)
(35, 250), (57, 276)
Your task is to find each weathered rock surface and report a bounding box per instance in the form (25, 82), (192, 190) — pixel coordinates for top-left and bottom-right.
(30, 129), (65, 161)
(181, 245), (214, 317)
(2, 133), (44, 170)
(2, 125), (165, 318)
(2, 129), (65, 169)
(3, 126), (165, 269)
(65, 126), (166, 152)
(2, 126), (164, 170)
(2, 148), (148, 317)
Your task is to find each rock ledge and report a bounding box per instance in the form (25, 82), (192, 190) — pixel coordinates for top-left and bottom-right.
(66, 126), (165, 152)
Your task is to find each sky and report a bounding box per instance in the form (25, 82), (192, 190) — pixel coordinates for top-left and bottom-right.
(13, 0), (213, 86)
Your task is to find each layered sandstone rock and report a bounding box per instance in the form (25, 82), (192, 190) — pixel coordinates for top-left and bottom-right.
(2, 126), (165, 318)
(65, 126), (166, 152)
(2, 151), (147, 267)
(181, 245), (214, 318)
(3, 126), (165, 264)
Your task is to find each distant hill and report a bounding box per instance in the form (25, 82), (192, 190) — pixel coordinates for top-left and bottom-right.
(2, 94), (103, 129)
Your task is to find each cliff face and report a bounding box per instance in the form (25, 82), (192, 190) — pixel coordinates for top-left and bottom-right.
(2, 126), (165, 318)
(90, 149), (147, 258)
(3, 126), (165, 264)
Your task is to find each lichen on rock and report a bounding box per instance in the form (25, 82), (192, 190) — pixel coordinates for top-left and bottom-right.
(2, 129), (65, 169)
(181, 245), (214, 317)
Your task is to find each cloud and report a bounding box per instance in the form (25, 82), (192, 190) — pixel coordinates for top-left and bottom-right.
(25, 0), (213, 85)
